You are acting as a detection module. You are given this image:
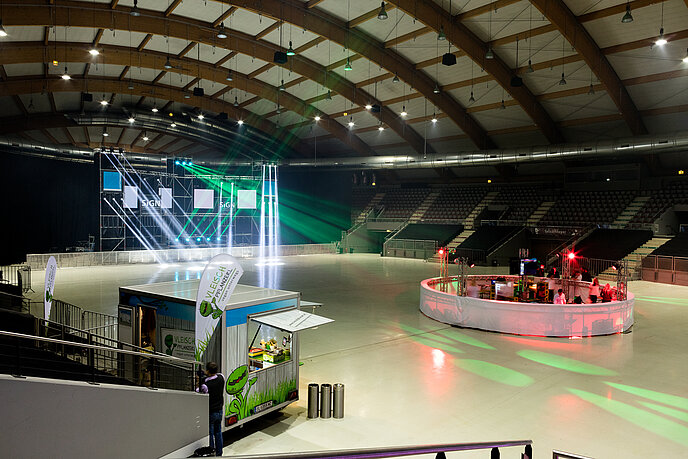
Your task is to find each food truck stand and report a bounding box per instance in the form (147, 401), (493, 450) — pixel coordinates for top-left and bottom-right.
(118, 279), (332, 429)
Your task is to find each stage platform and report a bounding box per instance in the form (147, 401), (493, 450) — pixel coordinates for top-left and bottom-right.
(420, 276), (634, 337)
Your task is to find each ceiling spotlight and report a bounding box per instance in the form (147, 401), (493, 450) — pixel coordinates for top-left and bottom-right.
(237, 120), (244, 125)
(226, 70), (233, 81)
(348, 117), (354, 128)
(559, 72), (567, 85)
(0, 20), (8, 37)
(89, 48), (100, 56)
(433, 83), (440, 94)
(233, 96), (239, 107)
(128, 116), (135, 123)
(377, 2), (388, 20)
(170, 122), (177, 128)
(656, 28), (667, 46)
(127, 82), (135, 90)
(392, 73), (400, 83)
(683, 49), (688, 63)
(431, 114), (438, 123)
(164, 57), (173, 69)
(378, 124), (385, 131)
(151, 107), (158, 113)
(365, 104), (372, 110)
(588, 84), (595, 95)
(485, 47), (495, 59)
(437, 26), (446, 41)
(400, 106), (407, 117)
(130, 0), (141, 17)
(197, 114), (204, 120)
(468, 91), (475, 103)
(61, 66), (71, 80)
(216, 23), (228, 39)
(279, 80), (286, 91)
(621, 3), (633, 23)
(143, 135), (149, 141)
(100, 99), (108, 106)
(102, 131), (109, 137)
(286, 41), (296, 56)
(184, 92), (191, 99)
(314, 115), (321, 121)
(343, 58), (353, 71)
(527, 60), (534, 73)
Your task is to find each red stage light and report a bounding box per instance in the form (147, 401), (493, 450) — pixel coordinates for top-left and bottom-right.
(568, 252), (575, 260)
(438, 249), (444, 255)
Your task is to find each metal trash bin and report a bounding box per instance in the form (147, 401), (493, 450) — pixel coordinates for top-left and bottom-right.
(320, 383), (332, 418)
(332, 383), (344, 418)
(307, 383), (319, 419)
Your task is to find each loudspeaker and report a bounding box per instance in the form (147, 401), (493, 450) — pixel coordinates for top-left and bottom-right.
(370, 104), (381, 113)
(81, 92), (93, 102)
(441, 53), (457, 66)
(193, 87), (204, 97)
(273, 51), (288, 64)
(510, 76), (523, 87)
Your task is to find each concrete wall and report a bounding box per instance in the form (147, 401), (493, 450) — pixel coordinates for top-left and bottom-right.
(0, 375), (208, 459)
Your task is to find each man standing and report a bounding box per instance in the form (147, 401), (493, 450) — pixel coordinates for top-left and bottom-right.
(553, 288), (567, 304)
(198, 362), (225, 456)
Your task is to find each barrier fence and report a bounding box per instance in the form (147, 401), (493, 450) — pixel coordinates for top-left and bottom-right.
(642, 254), (688, 285)
(26, 243), (337, 269)
(384, 239), (437, 260)
(0, 264), (32, 293)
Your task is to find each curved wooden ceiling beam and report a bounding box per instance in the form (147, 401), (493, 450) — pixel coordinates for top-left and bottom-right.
(0, 74), (310, 159)
(220, 0), (491, 149)
(387, 0), (563, 144)
(0, 41), (375, 157)
(529, 0), (647, 135)
(2, 2), (431, 156)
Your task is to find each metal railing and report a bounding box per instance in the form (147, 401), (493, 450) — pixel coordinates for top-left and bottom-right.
(224, 440), (532, 459)
(0, 264), (32, 293)
(50, 299), (118, 342)
(384, 239), (437, 260)
(641, 254), (688, 285)
(0, 326), (200, 390)
(552, 450), (594, 459)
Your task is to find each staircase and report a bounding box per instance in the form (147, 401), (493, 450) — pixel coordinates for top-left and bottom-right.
(409, 190), (441, 223)
(598, 235), (671, 280)
(526, 200), (556, 226)
(613, 196), (650, 228)
(427, 229), (474, 263)
(464, 191), (499, 229)
(354, 192), (385, 225)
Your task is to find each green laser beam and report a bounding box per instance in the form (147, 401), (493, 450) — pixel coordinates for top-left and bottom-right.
(568, 388), (688, 447)
(604, 382), (688, 410)
(517, 350), (616, 376)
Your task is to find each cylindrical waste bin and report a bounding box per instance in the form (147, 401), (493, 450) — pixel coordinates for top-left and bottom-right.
(320, 383), (332, 418)
(307, 383), (319, 419)
(332, 383), (344, 418)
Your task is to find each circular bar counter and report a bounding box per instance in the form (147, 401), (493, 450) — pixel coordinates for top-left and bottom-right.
(420, 276), (634, 337)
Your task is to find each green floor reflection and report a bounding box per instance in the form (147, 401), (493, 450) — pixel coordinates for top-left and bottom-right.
(638, 401), (688, 423)
(568, 388), (688, 447)
(604, 382), (688, 410)
(453, 359), (534, 387)
(517, 350), (616, 376)
(435, 329), (496, 350)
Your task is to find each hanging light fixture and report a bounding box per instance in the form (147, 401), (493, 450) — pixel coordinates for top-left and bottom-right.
(127, 82), (135, 90)
(392, 73), (400, 83)
(164, 57), (173, 69)
(468, 91), (475, 103)
(326, 90), (332, 100)
(377, 2), (388, 20)
(61, 66), (71, 80)
(500, 99), (506, 109)
(0, 20), (8, 38)
(431, 113), (438, 123)
(559, 72), (567, 85)
(130, 0), (141, 17)
(279, 80), (286, 91)
(683, 48), (688, 63)
(233, 96), (239, 107)
(143, 134), (149, 141)
(216, 23), (228, 39)
(433, 83), (440, 94)
(343, 58), (352, 71)
(400, 106), (407, 117)
(365, 103), (372, 110)
(527, 60), (534, 73)
(89, 48), (100, 56)
(237, 119), (244, 125)
(286, 41), (296, 56)
(348, 117), (354, 128)
(485, 47), (494, 59)
(170, 122), (177, 128)
(100, 98), (108, 106)
(621, 2), (633, 23)
(656, 28), (667, 46)
(198, 114), (204, 120)
(128, 116), (135, 123)
(437, 26), (446, 41)
(378, 123), (385, 131)
(588, 83), (595, 95)
(184, 92), (191, 99)
(226, 70), (233, 81)
(151, 106), (158, 113)
(102, 130), (109, 137)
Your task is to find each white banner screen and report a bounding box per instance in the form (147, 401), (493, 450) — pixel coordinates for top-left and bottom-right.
(123, 186), (138, 209)
(194, 189), (214, 209)
(237, 190), (257, 209)
(159, 188), (173, 209)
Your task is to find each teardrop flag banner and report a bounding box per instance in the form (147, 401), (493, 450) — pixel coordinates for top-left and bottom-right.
(44, 256), (57, 322)
(195, 253), (244, 361)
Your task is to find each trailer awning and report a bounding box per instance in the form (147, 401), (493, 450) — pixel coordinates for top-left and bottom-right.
(252, 309), (333, 332)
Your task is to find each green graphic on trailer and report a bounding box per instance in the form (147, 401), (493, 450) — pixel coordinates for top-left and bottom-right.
(225, 365), (258, 420)
(164, 334), (177, 355)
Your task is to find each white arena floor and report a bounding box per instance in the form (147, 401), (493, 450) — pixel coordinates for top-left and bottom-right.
(26, 253), (688, 458)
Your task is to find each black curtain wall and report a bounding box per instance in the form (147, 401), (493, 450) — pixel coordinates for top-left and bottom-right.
(0, 153), (98, 264)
